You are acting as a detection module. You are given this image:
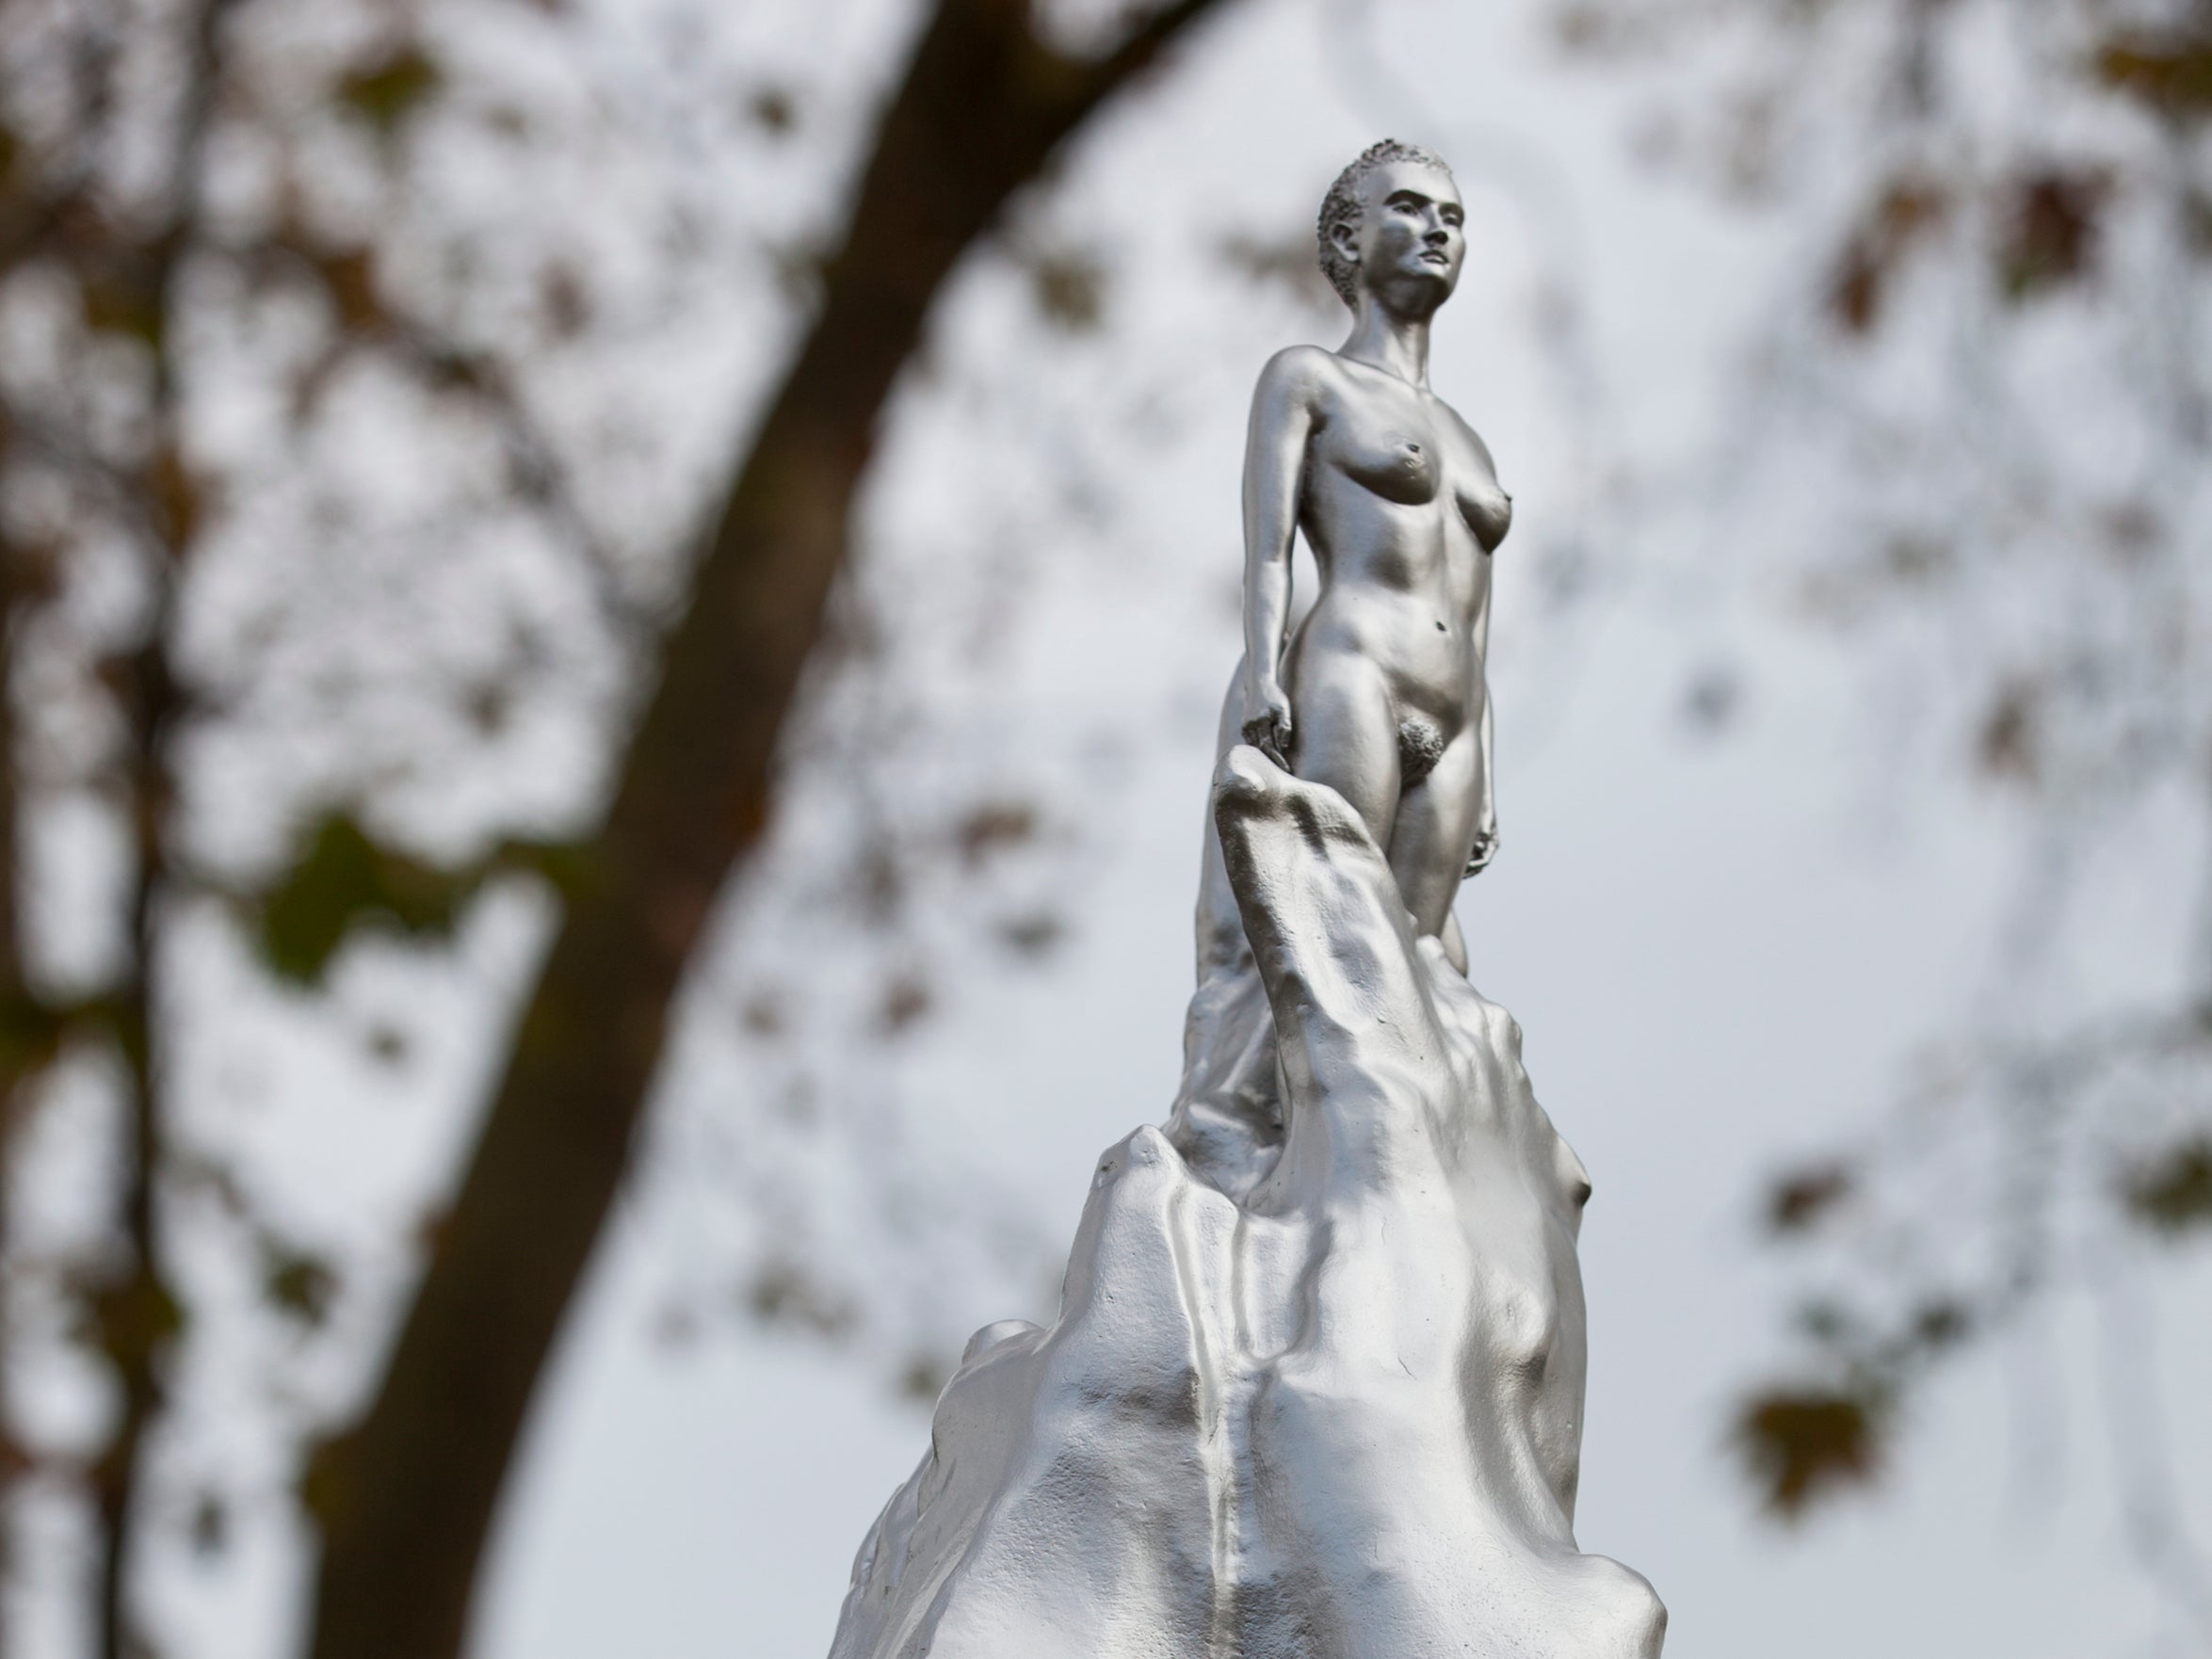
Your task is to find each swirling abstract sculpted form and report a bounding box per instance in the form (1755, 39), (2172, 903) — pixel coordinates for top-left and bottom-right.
(827, 142), (1665, 1657)
(829, 751), (1667, 1658)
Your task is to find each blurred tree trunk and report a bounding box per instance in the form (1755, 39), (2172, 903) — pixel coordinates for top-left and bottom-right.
(303, 1), (1231, 1654)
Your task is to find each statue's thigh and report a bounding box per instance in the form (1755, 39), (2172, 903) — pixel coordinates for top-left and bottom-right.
(1389, 731), (1482, 936)
(1288, 654), (1401, 844)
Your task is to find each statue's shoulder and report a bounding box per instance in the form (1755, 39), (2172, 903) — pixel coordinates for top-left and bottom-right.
(1255, 342), (1340, 399)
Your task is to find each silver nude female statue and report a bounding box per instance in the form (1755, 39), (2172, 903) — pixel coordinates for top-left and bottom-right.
(1236, 137), (1507, 928)
(1175, 139), (1510, 1184)
(827, 142), (1666, 1659)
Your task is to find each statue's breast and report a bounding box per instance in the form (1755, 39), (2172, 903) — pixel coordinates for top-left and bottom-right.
(1326, 419), (1445, 507)
(1458, 478), (1512, 553)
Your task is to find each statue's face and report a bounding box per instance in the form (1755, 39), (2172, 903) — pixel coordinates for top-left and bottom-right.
(1334, 160), (1464, 313)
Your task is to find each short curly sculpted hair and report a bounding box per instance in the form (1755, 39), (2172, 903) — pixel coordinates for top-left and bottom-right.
(1316, 139), (1458, 309)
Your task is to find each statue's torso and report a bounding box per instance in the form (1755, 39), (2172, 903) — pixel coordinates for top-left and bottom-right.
(1286, 353), (1511, 733)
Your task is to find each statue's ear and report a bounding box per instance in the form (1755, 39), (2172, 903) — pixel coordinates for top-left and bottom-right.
(1327, 217), (1360, 268)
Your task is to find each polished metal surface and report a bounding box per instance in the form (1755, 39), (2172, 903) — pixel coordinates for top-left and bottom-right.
(827, 144), (1665, 1659)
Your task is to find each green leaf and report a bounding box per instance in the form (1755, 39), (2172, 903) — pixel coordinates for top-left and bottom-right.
(1733, 1386), (1885, 1518)
(256, 814), (475, 984)
(337, 48), (443, 136)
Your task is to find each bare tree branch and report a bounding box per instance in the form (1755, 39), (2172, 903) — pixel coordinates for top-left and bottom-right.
(83, 3), (241, 1653)
(0, 471), (32, 1659)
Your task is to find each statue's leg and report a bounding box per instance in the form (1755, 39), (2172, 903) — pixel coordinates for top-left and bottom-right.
(1285, 652), (1403, 851)
(1386, 725), (1483, 943)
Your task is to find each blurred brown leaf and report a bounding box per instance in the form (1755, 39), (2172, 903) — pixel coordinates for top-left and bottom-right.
(1976, 678), (2042, 783)
(1219, 230), (1335, 308)
(747, 1261), (857, 1337)
(996, 910), (1064, 957)
(1829, 177), (1947, 333)
(878, 972), (933, 1035)
(149, 442), (202, 547)
(1025, 247), (1107, 331)
(1765, 1163), (1853, 1234)
(0, 992), (70, 1077)
(2095, 31), (2212, 123)
(261, 1242), (341, 1329)
(189, 1491), (229, 1556)
(87, 1270), (186, 1371)
(336, 48), (443, 136)
(956, 799), (1039, 865)
(1733, 1387), (1886, 1517)
(80, 268), (163, 348)
(898, 1353), (950, 1403)
(539, 263), (589, 339)
(748, 85), (799, 136)
(2119, 1136), (2212, 1237)
(1995, 167), (2107, 301)
(310, 246), (384, 332)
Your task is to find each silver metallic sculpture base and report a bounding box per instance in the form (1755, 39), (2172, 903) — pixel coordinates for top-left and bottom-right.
(828, 749), (1667, 1659)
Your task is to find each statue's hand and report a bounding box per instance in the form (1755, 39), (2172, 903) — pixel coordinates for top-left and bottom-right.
(1462, 826), (1500, 879)
(1240, 680), (1294, 769)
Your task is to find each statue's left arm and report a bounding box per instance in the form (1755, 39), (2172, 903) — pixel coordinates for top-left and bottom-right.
(1465, 573), (1499, 878)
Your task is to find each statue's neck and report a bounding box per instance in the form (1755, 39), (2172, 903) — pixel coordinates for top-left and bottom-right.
(1339, 301), (1432, 390)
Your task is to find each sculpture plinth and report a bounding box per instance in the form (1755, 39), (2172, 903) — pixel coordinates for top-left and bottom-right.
(827, 750), (1667, 1659)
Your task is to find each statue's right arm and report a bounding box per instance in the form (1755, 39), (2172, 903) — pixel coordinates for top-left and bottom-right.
(1238, 348), (1323, 763)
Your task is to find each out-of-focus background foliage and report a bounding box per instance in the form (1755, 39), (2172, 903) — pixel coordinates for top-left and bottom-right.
(0, 0), (2208, 1654)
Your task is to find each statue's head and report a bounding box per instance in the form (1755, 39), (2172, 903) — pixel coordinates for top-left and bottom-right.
(1316, 139), (1462, 314)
